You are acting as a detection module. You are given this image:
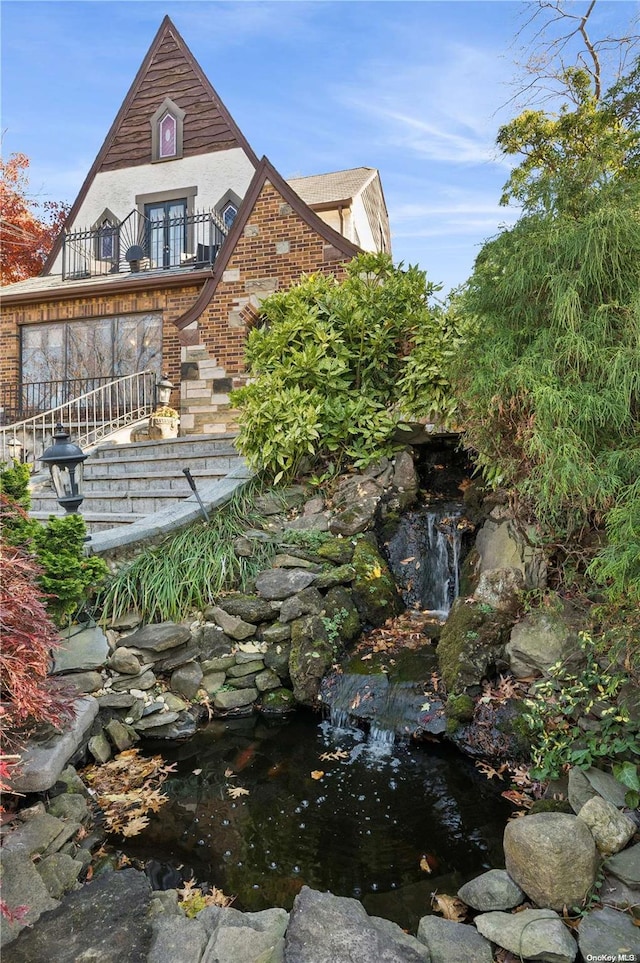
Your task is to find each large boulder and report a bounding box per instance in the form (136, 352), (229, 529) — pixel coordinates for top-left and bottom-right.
(118, 622), (191, 652)
(417, 915), (492, 963)
(51, 623), (109, 673)
(437, 598), (512, 693)
(577, 906), (640, 962)
(255, 568), (317, 601)
(289, 616), (334, 706)
(472, 513), (547, 591)
(577, 796), (636, 856)
(506, 601), (586, 678)
(604, 842), (640, 889)
(328, 476), (385, 537)
(283, 887), (430, 963)
(475, 909), (577, 963)
(457, 869), (524, 911)
(351, 536), (402, 628)
(504, 813), (598, 910)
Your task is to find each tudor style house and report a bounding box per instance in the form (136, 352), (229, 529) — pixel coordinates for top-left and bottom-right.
(0, 16), (391, 446)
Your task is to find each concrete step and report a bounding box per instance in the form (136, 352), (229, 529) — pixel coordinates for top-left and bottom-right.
(31, 489), (194, 516)
(84, 453), (244, 480)
(91, 433), (239, 462)
(80, 469), (230, 494)
(30, 510), (149, 531)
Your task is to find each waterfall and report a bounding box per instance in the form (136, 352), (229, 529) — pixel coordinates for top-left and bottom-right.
(385, 503), (465, 617)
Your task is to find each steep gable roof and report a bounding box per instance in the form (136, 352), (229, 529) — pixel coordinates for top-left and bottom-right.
(287, 167), (378, 207)
(43, 16), (258, 274)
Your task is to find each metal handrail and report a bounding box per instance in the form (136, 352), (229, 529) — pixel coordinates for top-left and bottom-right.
(0, 370), (157, 468)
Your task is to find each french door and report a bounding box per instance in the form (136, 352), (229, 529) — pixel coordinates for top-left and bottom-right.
(145, 199), (187, 269)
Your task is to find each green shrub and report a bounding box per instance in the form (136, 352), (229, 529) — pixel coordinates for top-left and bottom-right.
(31, 514), (108, 624)
(0, 461), (32, 509)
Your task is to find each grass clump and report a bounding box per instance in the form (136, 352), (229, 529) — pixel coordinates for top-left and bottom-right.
(99, 480), (277, 624)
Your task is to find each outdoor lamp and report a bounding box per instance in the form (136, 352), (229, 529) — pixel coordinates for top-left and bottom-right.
(40, 424), (87, 514)
(156, 374), (174, 407)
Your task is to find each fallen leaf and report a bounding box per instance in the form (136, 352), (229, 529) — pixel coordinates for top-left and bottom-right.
(319, 749), (349, 762)
(476, 761), (507, 781)
(420, 702), (431, 712)
(419, 856), (432, 874)
(224, 768), (236, 778)
(227, 786), (249, 799)
(311, 770), (324, 780)
(192, 768), (202, 776)
(360, 654), (373, 661)
(400, 557), (416, 564)
(120, 815), (150, 837)
(431, 893), (467, 922)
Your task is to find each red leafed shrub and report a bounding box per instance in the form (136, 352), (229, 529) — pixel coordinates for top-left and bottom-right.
(0, 538), (75, 744)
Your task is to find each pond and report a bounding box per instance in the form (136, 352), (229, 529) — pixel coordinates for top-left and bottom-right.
(115, 710), (512, 933)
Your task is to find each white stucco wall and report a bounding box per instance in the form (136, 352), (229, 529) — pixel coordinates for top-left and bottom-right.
(50, 148), (256, 274)
(351, 193), (376, 251)
(314, 202), (376, 252)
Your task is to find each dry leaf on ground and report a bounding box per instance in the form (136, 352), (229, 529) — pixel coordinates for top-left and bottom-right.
(311, 770), (324, 780)
(431, 893), (467, 922)
(227, 785), (249, 799)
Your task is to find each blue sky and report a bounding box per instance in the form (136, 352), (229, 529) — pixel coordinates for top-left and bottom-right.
(1, 0), (637, 293)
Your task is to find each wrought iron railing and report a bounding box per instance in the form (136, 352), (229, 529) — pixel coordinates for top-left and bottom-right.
(0, 376), (120, 425)
(62, 208), (228, 280)
(0, 371), (157, 468)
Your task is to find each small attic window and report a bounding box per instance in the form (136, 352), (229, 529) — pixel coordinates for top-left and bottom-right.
(222, 202), (238, 229)
(215, 190), (242, 232)
(151, 97), (185, 162)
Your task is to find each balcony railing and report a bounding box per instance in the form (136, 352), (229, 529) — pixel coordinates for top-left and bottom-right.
(62, 208), (228, 281)
(1, 377), (120, 425)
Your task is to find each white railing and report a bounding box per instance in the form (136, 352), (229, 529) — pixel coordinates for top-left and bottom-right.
(0, 371), (157, 468)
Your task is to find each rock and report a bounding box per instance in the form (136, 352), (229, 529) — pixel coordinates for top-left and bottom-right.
(260, 623), (291, 645)
(304, 496), (325, 515)
(162, 693), (189, 712)
(437, 598), (512, 694)
(110, 668), (156, 692)
(599, 873), (640, 909)
(117, 622), (191, 652)
(227, 660), (265, 678)
(583, 767), (629, 809)
(199, 625), (235, 660)
(289, 615), (334, 706)
(2, 813), (69, 858)
(107, 647), (142, 675)
(202, 654), (236, 672)
(284, 513), (330, 532)
(104, 718), (138, 752)
(577, 905), (640, 961)
(273, 553), (321, 570)
(215, 594), (278, 624)
(202, 671), (226, 696)
(51, 623), (109, 674)
(62, 671), (104, 694)
(264, 642), (292, 678)
(390, 450), (419, 510)
(233, 536), (254, 557)
(228, 673), (260, 689)
(473, 517), (547, 591)
(260, 688), (296, 715)
(506, 604), (584, 678)
(207, 605), (257, 641)
(313, 564), (357, 590)
(284, 886), (430, 963)
(474, 567), (524, 613)
(147, 642), (201, 673)
(0, 845), (60, 946)
(457, 869), (525, 911)
(213, 688), (258, 711)
(255, 568), (317, 600)
(133, 711), (180, 732)
(8, 698), (99, 794)
(1, 867), (153, 961)
(202, 925), (284, 963)
(170, 662), (203, 699)
(329, 475), (384, 537)
(605, 842), (640, 888)
(504, 813), (598, 910)
(618, 681), (640, 725)
(280, 587), (324, 622)
(255, 669), (281, 693)
(577, 796), (636, 856)
(142, 712), (199, 741)
(475, 909), (577, 963)
(317, 539), (356, 565)
(107, 611), (141, 630)
(417, 915), (492, 963)
(36, 853), (83, 899)
(568, 767), (598, 814)
(96, 692), (136, 709)
(148, 915), (208, 963)
(351, 536), (402, 628)
(255, 488), (305, 516)
(88, 732), (112, 763)
(322, 586), (362, 642)
(55, 766), (88, 796)
(46, 794), (88, 823)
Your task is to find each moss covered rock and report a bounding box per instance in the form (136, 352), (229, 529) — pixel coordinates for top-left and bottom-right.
(351, 535), (402, 628)
(317, 538), (356, 565)
(437, 597), (513, 694)
(322, 586), (362, 644)
(445, 693), (475, 723)
(260, 687), (296, 715)
(289, 615), (335, 706)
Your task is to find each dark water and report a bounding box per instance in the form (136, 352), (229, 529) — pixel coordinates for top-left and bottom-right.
(118, 712), (511, 932)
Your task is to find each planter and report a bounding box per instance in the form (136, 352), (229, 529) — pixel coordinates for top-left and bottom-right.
(148, 416), (179, 440)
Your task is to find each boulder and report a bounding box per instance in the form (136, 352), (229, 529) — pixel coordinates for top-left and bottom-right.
(317, 538), (356, 565)
(8, 698), (99, 794)
(473, 516), (547, 591)
(583, 767), (629, 809)
(604, 842), (640, 889)
(214, 594), (278, 624)
(313, 564), (357, 590)
(475, 909), (577, 963)
(201, 671), (226, 696)
(227, 660), (265, 678)
(36, 853), (83, 900)
(577, 796), (636, 856)
(474, 567), (524, 613)
(0, 845), (60, 946)
(567, 767), (598, 814)
(264, 642), (292, 679)
(170, 662), (203, 700)
(260, 622), (291, 645)
(457, 869), (525, 911)
(110, 669), (156, 692)
(133, 711), (180, 732)
(329, 476), (384, 537)
(1, 867), (153, 961)
(63, 671), (104, 694)
(255, 568), (317, 600)
(577, 906), (640, 962)
(104, 719), (137, 752)
(283, 887), (430, 963)
(280, 587), (324, 623)
(107, 647), (142, 675)
(417, 915), (492, 963)
(351, 536), (402, 628)
(437, 598), (512, 694)
(390, 450), (419, 510)
(322, 586), (361, 642)
(213, 688), (258, 711)
(260, 688), (296, 715)
(51, 623), (109, 673)
(117, 622), (191, 652)
(207, 606), (257, 641)
(88, 732), (112, 763)
(255, 669), (281, 693)
(289, 615), (334, 706)
(284, 513), (330, 533)
(147, 915), (208, 963)
(506, 603), (584, 678)
(504, 813), (598, 910)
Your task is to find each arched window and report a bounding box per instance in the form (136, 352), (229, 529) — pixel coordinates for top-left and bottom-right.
(92, 209), (119, 266)
(215, 190), (243, 233)
(151, 98), (185, 162)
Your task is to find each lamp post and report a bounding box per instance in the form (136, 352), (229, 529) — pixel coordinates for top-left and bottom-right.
(40, 424), (87, 514)
(155, 374), (174, 408)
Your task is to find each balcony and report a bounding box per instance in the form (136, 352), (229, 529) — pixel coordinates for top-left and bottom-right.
(61, 208), (228, 281)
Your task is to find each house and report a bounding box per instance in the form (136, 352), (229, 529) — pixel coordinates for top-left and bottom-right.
(0, 16), (391, 441)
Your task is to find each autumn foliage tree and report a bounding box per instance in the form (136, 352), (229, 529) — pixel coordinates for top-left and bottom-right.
(0, 152), (69, 285)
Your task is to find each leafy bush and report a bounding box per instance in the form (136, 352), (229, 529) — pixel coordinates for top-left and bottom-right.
(232, 252), (461, 480)
(522, 632), (640, 780)
(0, 461), (32, 510)
(0, 539), (75, 741)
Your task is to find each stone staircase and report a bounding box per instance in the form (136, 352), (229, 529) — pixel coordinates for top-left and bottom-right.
(30, 433), (245, 533)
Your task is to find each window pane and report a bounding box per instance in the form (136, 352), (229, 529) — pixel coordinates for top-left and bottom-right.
(21, 324), (65, 383)
(114, 314), (162, 375)
(67, 318), (112, 384)
(159, 113), (177, 158)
